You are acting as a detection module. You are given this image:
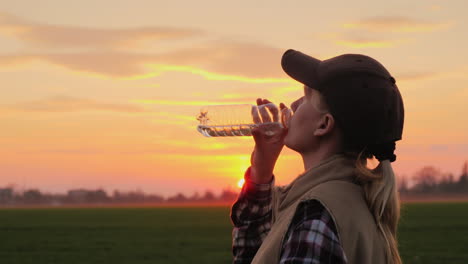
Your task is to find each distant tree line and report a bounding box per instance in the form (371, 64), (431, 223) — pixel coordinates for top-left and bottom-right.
(1, 161), (467, 206)
(398, 161), (468, 194)
(0, 187), (239, 206)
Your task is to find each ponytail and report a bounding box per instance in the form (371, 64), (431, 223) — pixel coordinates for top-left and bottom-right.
(354, 150), (402, 264)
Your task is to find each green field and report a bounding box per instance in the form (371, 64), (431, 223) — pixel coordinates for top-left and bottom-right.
(0, 202), (467, 264)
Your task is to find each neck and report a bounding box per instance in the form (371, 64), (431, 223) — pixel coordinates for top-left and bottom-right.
(301, 147), (340, 171)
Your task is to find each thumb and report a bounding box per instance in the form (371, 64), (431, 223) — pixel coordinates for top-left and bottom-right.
(251, 126), (262, 145)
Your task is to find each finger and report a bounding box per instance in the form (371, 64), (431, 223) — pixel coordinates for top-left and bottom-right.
(279, 103), (289, 126)
(280, 103), (286, 110)
(282, 108), (293, 129)
(258, 104), (272, 123)
(256, 98), (263, 106)
(251, 105), (262, 124)
(264, 102), (279, 123)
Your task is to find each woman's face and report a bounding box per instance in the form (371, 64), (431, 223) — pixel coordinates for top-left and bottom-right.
(284, 86), (330, 153)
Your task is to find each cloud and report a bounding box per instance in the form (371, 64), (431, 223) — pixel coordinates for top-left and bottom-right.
(220, 93), (262, 102)
(427, 5), (443, 11)
(0, 54), (33, 67)
(414, 144), (468, 154)
(147, 41), (289, 81)
(134, 99), (250, 106)
(397, 144), (468, 155)
(317, 32), (408, 48)
(0, 12), (203, 50)
(318, 16), (452, 48)
(0, 13), (292, 82)
(148, 64), (289, 83)
(396, 66), (468, 82)
(334, 37), (405, 48)
(343, 16), (453, 33)
(2, 96), (148, 113)
(396, 71), (437, 81)
(0, 41), (291, 81)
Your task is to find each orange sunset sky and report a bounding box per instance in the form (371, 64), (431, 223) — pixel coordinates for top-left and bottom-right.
(1, 0), (467, 196)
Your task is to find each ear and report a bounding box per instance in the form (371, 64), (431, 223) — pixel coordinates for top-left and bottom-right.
(313, 113), (335, 136)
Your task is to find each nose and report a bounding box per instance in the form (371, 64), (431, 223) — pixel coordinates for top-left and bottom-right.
(290, 97), (304, 113)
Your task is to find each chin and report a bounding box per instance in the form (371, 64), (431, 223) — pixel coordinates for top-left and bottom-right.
(284, 134), (299, 153)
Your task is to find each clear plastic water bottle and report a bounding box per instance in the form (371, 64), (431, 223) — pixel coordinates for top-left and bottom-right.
(196, 103), (292, 137)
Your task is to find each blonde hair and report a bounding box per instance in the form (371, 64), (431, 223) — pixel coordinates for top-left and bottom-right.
(353, 151), (402, 264)
(313, 83), (402, 263)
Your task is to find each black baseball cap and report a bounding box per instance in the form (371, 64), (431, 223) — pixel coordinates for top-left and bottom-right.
(281, 49), (404, 150)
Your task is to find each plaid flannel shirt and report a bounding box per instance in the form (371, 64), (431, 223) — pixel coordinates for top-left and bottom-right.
(231, 167), (347, 264)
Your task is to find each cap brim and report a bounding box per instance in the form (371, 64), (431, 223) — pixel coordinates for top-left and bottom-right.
(281, 49), (321, 89)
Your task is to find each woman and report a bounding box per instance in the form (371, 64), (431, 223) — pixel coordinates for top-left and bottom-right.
(231, 49), (404, 264)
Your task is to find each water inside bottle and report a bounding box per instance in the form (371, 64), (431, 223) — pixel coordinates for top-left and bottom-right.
(197, 124), (253, 137)
(197, 123), (282, 137)
(196, 103), (288, 137)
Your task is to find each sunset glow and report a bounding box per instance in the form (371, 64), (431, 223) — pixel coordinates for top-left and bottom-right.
(237, 179), (245, 189)
(0, 1), (467, 197)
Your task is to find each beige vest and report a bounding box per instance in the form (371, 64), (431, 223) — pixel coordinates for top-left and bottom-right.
(252, 154), (387, 264)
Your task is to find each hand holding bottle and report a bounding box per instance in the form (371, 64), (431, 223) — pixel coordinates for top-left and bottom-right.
(195, 98), (292, 184)
(250, 98), (291, 184)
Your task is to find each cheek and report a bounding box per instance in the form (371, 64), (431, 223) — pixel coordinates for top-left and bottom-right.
(290, 111), (310, 131)
(286, 112), (314, 143)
